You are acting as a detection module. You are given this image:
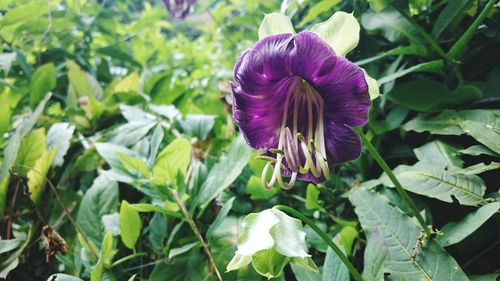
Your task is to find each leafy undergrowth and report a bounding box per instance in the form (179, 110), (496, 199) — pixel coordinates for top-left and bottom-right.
(0, 0), (499, 280)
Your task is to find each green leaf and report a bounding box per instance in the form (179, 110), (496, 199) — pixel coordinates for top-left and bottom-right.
(76, 175), (119, 247)
(46, 274), (83, 281)
(66, 60), (102, 105)
(436, 202), (500, 247)
(46, 122), (75, 167)
(380, 161), (487, 206)
(413, 140), (464, 168)
(0, 1), (47, 27)
(403, 110), (464, 135)
(291, 262), (321, 281)
(148, 213), (167, 253)
(246, 175), (279, 201)
(152, 138), (191, 185)
(361, 228), (388, 281)
(179, 115), (215, 140)
(0, 239), (22, 255)
(457, 110), (500, 154)
(95, 142), (142, 176)
(149, 250), (206, 281)
(459, 145), (498, 157)
(90, 232), (115, 281)
(310, 10), (357, 56)
(258, 13), (295, 39)
(322, 236), (348, 281)
(451, 162), (500, 176)
(27, 148), (56, 203)
(361, 7), (419, 43)
(351, 187), (469, 280)
(14, 128), (46, 175)
(378, 60), (443, 85)
(168, 242), (199, 259)
(299, 0), (342, 27)
(206, 197), (235, 240)
(363, 70), (380, 100)
(119, 200), (142, 250)
(431, 0), (470, 38)
(386, 81), (481, 112)
(30, 63), (56, 108)
(305, 184), (321, 210)
(195, 136), (250, 207)
(118, 153), (150, 178)
(355, 45), (428, 66)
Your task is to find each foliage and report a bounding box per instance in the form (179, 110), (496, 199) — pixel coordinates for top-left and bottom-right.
(0, 0), (499, 280)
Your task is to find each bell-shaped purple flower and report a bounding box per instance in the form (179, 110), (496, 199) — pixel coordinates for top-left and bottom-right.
(162, 0), (195, 20)
(231, 32), (370, 189)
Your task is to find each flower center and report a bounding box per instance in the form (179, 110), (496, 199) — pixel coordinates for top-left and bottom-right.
(259, 79), (330, 189)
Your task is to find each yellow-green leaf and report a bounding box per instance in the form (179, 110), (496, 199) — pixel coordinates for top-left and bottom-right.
(119, 201), (141, 250)
(152, 138), (192, 185)
(27, 148), (56, 203)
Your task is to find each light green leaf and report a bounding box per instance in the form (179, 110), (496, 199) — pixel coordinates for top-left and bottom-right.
(436, 202), (500, 247)
(46, 273), (84, 281)
(246, 175), (279, 200)
(403, 110), (464, 135)
(30, 63), (56, 108)
(152, 138), (191, 185)
(179, 114), (215, 140)
(168, 242), (199, 259)
(67, 60), (102, 105)
(0, 1), (47, 27)
(361, 227), (388, 281)
(323, 238), (349, 281)
(195, 136), (250, 207)
(90, 232), (115, 281)
(291, 257), (319, 273)
(95, 142), (142, 175)
(299, 0), (342, 27)
(76, 175), (119, 247)
(271, 209), (310, 258)
(206, 197), (235, 240)
(0, 239), (22, 255)
(310, 11), (359, 56)
(119, 153), (150, 178)
(459, 145), (498, 157)
(235, 209), (279, 257)
(226, 254), (252, 272)
(46, 122), (75, 167)
(378, 60), (443, 85)
(14, 128), (46, 175)
(413, 140), (464, 168)
(120, 200), (142, 250)
(380, 161), (487, 206)
(305, 184), (321, 210)
(363, 70), (380, 100)
(451, 162), (500, 176)
(351, 188), (469, 280)
(258, 13), (295, 39)
(291, 262), (321, 281)
(457, 110), (500, 154)
(361, 7), (419, 42)
(27, 148), (56, 203)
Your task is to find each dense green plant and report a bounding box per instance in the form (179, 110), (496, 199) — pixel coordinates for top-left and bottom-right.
(0, 0), (498, 280)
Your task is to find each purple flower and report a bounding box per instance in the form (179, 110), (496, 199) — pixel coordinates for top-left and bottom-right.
(162, 0), (195, 20)
(231, 32), (370, 188)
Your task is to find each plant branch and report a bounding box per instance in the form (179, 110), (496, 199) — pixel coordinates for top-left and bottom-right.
(275, 205), (364, 281)
(171, 189), (224, 281)
(354, 128), (431, 237)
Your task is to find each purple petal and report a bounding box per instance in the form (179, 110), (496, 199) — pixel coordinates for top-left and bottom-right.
(324, 122), (362, 164)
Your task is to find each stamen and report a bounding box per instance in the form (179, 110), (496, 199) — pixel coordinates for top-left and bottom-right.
(283, 127), (300, 172)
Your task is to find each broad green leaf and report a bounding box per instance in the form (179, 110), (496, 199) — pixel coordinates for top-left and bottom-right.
(299, 0), (342, 27)
(380, 161), (487, 206)
(413, 140), (463, 168)
(14, 128), (46, 175)
(149, 213), (167, 253)
(195, 136), (250, 207)
(459, 145), (498, 157)
(305, 184), (321, 210)
(0, 1), (47, 27)
(118, 153), (150, 178)
(291, 262), (321, 281)
(95, 142), (142, 175)
(152, 138), (191, 185)
(436, 202), (500, 247)
(76, 175), (119, 247)
(168, 242), (199, 259)
(27, 148), (56, 203)
(310, 11), (358, 56)
(46, 273), (84, 281)
(355, 45), (428, 66)
(351, 188), (469, 280)
(457, 110), (500, 154)
(322, 236), (348, 281)
(119, 200), (141, 250)
(46, 122), (75, 167)
(108, 120), (156, 147)
(246, 175), (279, 200)
(403, 110), (464, 135)
(30, 63), (56, 108)
(258, 13), (295, 39)
(149, 250), (206, 281)
(0, 239), (22, 255)
(111, 72), (140, 93)
(291, 257), (319, 274)
(451, 162), (500, 176)
(179, 114), (215, 140)
(386, 80), (481, 112)
(361, 7), (419, 43)
(378, 60), (443, 85)
(361, 228), (388, 281)
(66, 60), (102, 105)
(147, 124), (164, 168)
(338, 226), (358, 255)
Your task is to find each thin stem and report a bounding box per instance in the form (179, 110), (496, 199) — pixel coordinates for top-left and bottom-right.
(171, 189), (224, 281)
(274, 205), (364, 281)
(111, 252), (147, 268)
(354, 128), (431, 237)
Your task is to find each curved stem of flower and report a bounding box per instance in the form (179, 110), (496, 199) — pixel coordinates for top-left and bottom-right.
(354, 127), (431, 238)
(274, 205), (364, 281)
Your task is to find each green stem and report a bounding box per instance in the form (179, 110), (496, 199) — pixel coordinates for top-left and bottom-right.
(274, 205), (364, 281)
(447, 0), (495, 60)
(111, 252), (147, 268)
(354, 128), (431, 237)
